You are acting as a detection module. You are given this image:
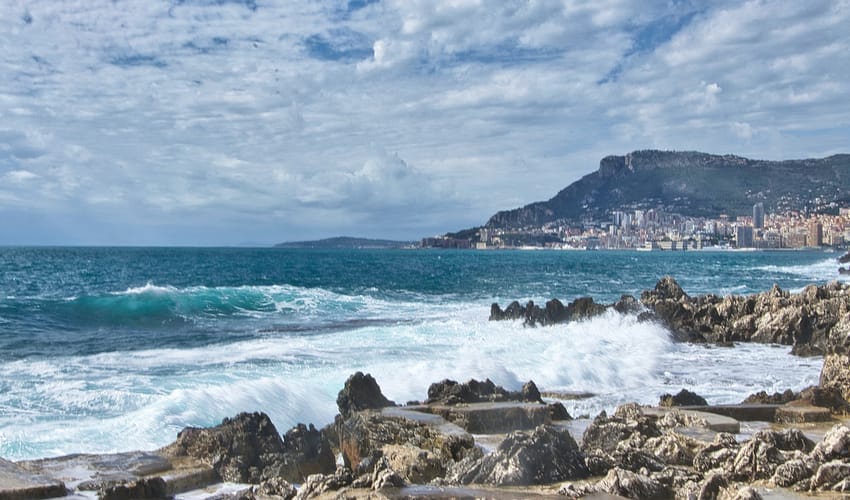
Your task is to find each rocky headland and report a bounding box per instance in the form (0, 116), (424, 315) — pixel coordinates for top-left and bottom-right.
(3, 278), (850, 499)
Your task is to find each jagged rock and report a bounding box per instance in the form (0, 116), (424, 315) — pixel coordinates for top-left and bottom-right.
(277, 423), (335, 482)
(698, 472), (730, 500)
(424, 378), (541, 405)
(99, 477), (168, 500)
(294, 467), (353, 500)
(693, 433), (739, 473)
(809, 424), (850, 465)
(728, 429), (811, 481)
(594, 467), (671, 500)
(547, 401), (572, 420)
(255, 477), (297, 499)
(159, 412), (286, 483)
(381, 444), (444, 483)
(721, 486), (763, 500)
(336, 372), (395, 417)
(810, 460), (850, 491)
(771, 457), (813, 488)
(649, 466), (702, 497)
(582, 405), (662, 456)
(644, 431), (706, 466)
(370, 458), (405, 490)
(452, 424), (589, 486)
(820, 354), (850, 403)
(489, 296), (608, 326)
(335, 411), (475, 474)
(742, 389), (797, 404)
(613, 294), (642, 314)
(659, 388), (708, 407)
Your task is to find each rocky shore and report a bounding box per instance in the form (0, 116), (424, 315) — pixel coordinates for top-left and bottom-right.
(3, 278), (850, 499)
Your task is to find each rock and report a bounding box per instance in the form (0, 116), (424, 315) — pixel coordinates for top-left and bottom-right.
(741, 389), (797, 404)
(159, 412), (286, 483)
(255, 477), (297, 499)
(643, 431), (705, 466)
(425, 378), (541, 405)
(452, 424), (589, 486)
(594, 467), (671, 500)
(809, 424), (850, 465)
(613, 294), (642, 314)
(693, 433), (739, 473)
(810, 460), (850, 491)
(647, 276), (688, 302)
(547, 402), (572, 421)
(294, 467), (353, 500)
(659, 388), (708, 407)
(335, 411), (475, 474)
(0, 457), (68, 500)
(820, 354), (850, 403)
(381, 444), (443, 483)
(370, 458), (404, 490)
(336, 372), (395, 417)
(521, 381), (543, 403)
(771, 457), (813, 488)
(721, 485), (763, 500)
(728, 429), (811, 481)
(275, 423), (336, 482)
(697, 472), (730, 500)
(99, 477), (168, 500)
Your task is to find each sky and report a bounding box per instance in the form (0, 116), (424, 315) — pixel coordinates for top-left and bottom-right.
(1, 0), (849, 245)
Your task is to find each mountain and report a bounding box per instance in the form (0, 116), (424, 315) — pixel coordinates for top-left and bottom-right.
(484, 150), (850, 229)
(274, 236), (414, 249)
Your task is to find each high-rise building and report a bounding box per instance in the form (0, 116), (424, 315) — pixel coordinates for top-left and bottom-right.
(753, 203), (765, 229)
(736, 225), (754, 248)
(808, 221), (823, 247)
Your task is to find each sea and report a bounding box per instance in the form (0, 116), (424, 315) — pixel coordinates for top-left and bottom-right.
(0, 247), (844, 461)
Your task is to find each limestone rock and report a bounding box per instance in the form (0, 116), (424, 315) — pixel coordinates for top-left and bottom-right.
(820, 354), (850, 403)
(255, 477), (297, 499)
(336, 372), (395, 417)
(771, 457), (813, 488)
(693, 433), (739, 473)
(809, 424), (850, 465)
(594, 467), (671, 500)
(810, 460), (850, 491)
(424, 378), (542, 405)
(381, 444), (443, 483)
(294, 467), (353, 500)
(452, 424), (589, 486)
(99, 477), (168, 500)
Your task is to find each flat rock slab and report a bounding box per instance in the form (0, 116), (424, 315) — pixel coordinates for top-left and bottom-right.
(644, 407), (740, 434)
(774, 405), (833, 424)
(418, 402), (552, 434)
(0, 458), (67, 500)
(14, 452), (215, 498)
(677, 404), (780, 422)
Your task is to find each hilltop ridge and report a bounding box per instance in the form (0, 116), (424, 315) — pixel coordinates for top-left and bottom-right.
(484, 150), (850, 230)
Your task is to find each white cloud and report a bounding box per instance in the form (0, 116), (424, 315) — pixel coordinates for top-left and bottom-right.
(0, 0), (849, 244)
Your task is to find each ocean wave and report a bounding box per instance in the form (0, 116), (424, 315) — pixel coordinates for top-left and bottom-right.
(754, 257), (848, 283)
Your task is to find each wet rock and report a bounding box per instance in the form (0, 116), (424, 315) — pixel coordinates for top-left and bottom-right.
(425, 378), (541, 405)
(547, 401), (572, 421)
(659, 388), (708, 407)
(722, 485), (763, 500)
(741, 389), (797, 404)
(160, 412), (286, 483)
(452, 424), (589, 486)
(613, 294), (642, 314)
(728, 429), (811, 481)
(594, 467), (671, 500)
(336, 372), (395, 417)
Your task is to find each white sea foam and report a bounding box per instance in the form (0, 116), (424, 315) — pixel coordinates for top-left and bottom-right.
(0, 304), (824, 460)
(755, 257), (848, 284)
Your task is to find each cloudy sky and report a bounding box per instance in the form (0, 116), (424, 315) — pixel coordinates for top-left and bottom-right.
(1, 0), (848, 245)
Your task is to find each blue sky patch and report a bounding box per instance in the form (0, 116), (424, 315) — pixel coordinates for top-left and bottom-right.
(304, 28), (373, 62)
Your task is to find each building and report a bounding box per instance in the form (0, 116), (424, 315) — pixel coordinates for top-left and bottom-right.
(808, 221), (823, 247)
(736, 225), (754, 248)
(753, 203), (765, 229)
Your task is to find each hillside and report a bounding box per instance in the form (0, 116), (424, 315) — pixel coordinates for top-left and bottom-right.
(484, 150), (850, 229)
(274, 237), (413, 249)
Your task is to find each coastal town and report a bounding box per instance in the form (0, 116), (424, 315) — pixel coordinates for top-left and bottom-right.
(422, 205), (850, 251)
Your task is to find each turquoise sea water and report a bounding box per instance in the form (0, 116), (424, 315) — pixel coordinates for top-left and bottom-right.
(0, 247), (843, 459)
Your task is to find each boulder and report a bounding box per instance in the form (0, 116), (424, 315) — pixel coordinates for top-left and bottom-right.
(293, 467), (353, 500)
(335, 411), (475, 474)
(451, 424), (589, 486)
(659, 388), (708, 407)
(425, 378), (541, 405)
(159, 412), (286, 483)
(771, 457), (813, 488)
(381, 444), (444, 484)
(278, 423), (336, 481)
(810, 460), (850, 491)
(820, 354), (850, 403)
(255, 477), (297, 499)
(594, 467), (671, 500)
(728, 429), (812, 481)
(809, 424), (850, 465)
(336, 372), (395, 417)
(693, 433), (739, 473)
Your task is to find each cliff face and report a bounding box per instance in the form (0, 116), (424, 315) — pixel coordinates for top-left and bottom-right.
(485, 150), (850, 229)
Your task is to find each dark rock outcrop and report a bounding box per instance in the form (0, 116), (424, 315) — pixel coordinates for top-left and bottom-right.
(159, 412), (286, 483)
(425, 378), (543, 405)
(336, 371), (396, 417)
(659, 388), (708, 407)
(489, 296), (608, 326)
(450, 424), (589, 486)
